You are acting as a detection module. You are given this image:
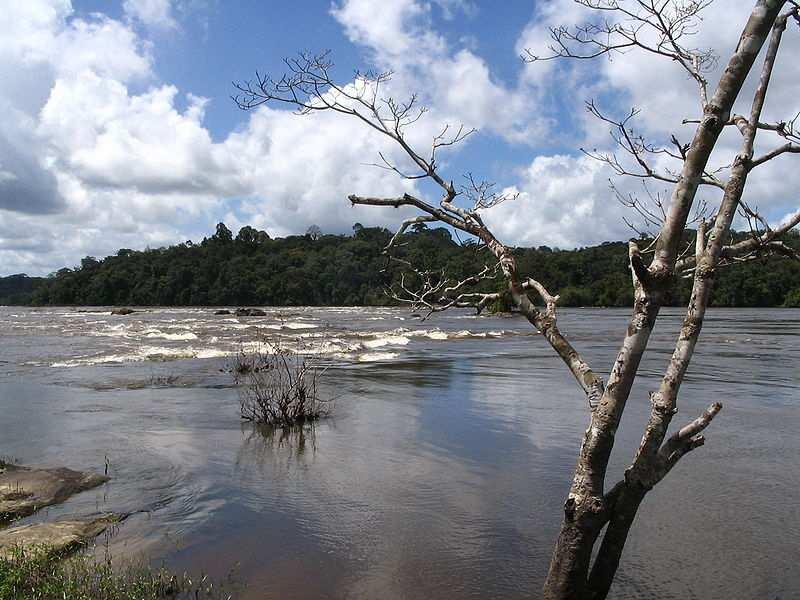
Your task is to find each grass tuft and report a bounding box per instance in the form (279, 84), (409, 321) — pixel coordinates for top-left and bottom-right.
(0, 546), (233, 600)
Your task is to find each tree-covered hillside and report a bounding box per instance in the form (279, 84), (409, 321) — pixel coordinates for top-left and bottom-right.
(2, 223), (799, 307)
(0, 274), (45, 305)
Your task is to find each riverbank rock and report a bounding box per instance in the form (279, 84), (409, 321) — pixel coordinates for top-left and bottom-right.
(0, 465), (109, 523)
(235, 308), (266, 317)
(111, 308), (135, 315)
(214, 309), (232, 315)
(0, 514), (121, 560)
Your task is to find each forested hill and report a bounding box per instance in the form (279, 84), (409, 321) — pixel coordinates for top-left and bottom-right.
(2, 223), (800, 307)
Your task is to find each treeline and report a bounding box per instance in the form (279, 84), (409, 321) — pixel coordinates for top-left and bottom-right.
(0, 274), (42, 305)
(2, 223), (800, 307)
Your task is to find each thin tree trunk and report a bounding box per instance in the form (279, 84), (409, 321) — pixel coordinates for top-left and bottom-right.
(544, 519), (605, 600)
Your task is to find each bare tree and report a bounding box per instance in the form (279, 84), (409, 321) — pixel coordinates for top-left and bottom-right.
(234, 1), (800, 598)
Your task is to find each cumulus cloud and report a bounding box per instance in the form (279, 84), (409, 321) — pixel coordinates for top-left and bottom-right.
(0, 2), (155, 215)
(331, 0), (440, 59)
(221, 106), (422, 237)
(330, 0), (548, 142)
(0, 0), (217, 273)
(39, 76), (245, 195)
(0, 105), (63, 214)
(483, 154), (633, 248)
(2, 0), (549, 275)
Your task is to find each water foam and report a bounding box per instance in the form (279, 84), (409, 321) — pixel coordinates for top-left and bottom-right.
(263, 322), (319, 330)
(358, 352), (398, 362)
(362, 335), (410, 349)
(143, 330), (199, 341)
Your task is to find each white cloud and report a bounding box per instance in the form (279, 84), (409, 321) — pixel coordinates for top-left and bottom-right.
(54, 15), (153, 79)
(123, 0), (177, 29)
(331, 0), (442, 61)
(2, 0), (554, 275)
(0, 2), (155, 221)
(220, 105), (422, 237)
(0, 184), (222, 275)
(39, 75), (244, 195)
(0, 0), (208, 273)
(330, 0), (547, 143)
(0, 102), (63, 214)
(484, 154), (632, 248)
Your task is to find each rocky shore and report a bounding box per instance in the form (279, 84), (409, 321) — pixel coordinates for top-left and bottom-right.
(0, 462), (113, 556)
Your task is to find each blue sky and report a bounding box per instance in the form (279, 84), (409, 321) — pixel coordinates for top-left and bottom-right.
(1, 1), (798, 275)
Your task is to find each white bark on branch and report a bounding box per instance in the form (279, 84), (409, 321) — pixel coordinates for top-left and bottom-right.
(676, 210), (800, 273)
(384, 216), (438, 251)
(659, 402), (723, 468)
(749, 142), (800, 167)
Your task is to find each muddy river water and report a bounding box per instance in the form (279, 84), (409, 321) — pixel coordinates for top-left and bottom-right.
(1, 306), (798, 599)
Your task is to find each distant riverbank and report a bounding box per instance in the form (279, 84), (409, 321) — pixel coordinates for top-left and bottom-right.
(3, 223), (800, 308)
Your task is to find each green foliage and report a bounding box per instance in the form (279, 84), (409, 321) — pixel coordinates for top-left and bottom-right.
(0, 546), (230, 600)
(2, 225), (799, 308)
(782, 287), (800, 307)
(0, 275), (45, 305)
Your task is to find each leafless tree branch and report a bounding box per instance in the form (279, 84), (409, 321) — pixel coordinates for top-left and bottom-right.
(582, 101), (727, 190)
(523, 1), (717, 110)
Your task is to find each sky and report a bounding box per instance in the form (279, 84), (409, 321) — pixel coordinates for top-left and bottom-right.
(1, 0), (798, 276)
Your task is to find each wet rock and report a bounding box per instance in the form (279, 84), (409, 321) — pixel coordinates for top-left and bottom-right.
(214, 309), (232, 315)
(111, 308), (135, 315)
(235, 308), (266, 317)
(0, 514), (121, 559)
(0, 465), (109, 523)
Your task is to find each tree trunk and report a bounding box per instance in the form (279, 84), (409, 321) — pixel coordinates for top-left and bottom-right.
(542, 2), (787, 597)
(543, 515), (604, 600)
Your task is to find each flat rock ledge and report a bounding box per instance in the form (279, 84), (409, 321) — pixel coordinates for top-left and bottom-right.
(0, 514), (121, 560)
(0, 464), (109, 523)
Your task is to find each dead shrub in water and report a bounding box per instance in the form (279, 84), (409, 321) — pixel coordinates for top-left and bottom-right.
(231, 343), (330, 427)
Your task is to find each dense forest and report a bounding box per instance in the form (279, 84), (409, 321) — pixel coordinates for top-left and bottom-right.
(2, 223), (800, 308)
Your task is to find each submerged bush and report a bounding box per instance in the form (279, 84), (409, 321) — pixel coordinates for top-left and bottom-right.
(231, 342), (331, 426)
(0, 545), (232, 600)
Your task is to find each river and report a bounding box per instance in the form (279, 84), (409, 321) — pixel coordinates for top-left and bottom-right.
(0, 306), (798, 599)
